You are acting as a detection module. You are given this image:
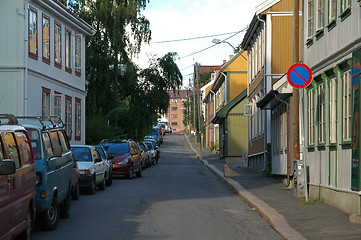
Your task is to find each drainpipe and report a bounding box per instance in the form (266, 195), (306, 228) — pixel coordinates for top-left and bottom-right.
(274, 94), (292, 187)
(23, 2), (30, 116)
(257, 14), (269, 170)
(220, 72), (227, 104)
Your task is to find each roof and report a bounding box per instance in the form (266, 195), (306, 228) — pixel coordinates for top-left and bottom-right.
(211, 89), (247, 124)
(34, 0), (96, 36)
(167, 90), (189, 99)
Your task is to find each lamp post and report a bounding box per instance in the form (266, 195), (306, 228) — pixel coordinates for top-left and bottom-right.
(212, 38), (237, 52)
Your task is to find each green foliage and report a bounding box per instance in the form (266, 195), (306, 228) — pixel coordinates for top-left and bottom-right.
(85, 115), (125, 145)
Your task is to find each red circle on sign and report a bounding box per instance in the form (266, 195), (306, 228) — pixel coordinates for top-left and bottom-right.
(287, 63), (313, 89)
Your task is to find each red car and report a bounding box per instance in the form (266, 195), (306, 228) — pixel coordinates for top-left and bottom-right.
(0, 117), (36, 240)
(101, 140), (142, 179)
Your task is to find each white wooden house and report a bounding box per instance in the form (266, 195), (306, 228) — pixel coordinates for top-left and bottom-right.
(0, 0), (95, 144)
(303, 0), (361, 214)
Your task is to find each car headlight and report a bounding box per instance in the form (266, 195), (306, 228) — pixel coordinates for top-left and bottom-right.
(118, 158), (130, 165)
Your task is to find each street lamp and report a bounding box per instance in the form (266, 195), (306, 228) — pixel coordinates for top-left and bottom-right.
(212, 38), (237, 52)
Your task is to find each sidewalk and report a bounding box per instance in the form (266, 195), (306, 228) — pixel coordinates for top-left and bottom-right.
(184, 134), (361, 240)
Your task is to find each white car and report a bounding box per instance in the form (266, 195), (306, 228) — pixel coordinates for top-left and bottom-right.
(71, 145), (107, 194)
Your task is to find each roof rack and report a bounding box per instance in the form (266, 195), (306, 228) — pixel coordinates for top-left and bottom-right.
(0, 115), (65, 130)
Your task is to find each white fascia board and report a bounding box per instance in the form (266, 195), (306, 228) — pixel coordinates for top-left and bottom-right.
(33, 0), (96, 36)
(256, 0), (281, 15)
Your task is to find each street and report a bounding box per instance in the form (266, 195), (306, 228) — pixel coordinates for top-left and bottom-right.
(31, 134), (281, 240)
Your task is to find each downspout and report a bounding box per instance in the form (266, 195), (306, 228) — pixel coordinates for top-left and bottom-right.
(274, 94), (292, 187)
(257, 14), (268, 170)
(23, 2), (30, 116)
(220, 72), (227, 104)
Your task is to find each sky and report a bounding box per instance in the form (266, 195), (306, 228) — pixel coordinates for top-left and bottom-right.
(133, 0), (265, 88)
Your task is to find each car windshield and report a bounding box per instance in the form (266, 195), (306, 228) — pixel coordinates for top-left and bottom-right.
(144, 142), (154, 150)
(71, 147), (92, 162)
(139, 143), (147, 151)
(103, 143), (129, 154)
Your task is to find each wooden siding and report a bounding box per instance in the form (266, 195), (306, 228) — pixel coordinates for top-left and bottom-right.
(260, 0), (300, 14)
(227, 98), (248, 156)
(229, 72), (247, 101)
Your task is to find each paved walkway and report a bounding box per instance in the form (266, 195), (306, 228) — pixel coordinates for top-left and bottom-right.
(184, 134), (361, 240)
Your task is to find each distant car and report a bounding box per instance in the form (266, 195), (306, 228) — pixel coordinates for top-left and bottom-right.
(94, 145), (113, 186)
(137, 142), (148, 169)
(144, 140), (159, 165)
(0, 116), (36, 240)
(101, 140), (142, 179)
(138, 142), (152, 168)
(144, 138), (160, 159)
(71, 145), (107, 194)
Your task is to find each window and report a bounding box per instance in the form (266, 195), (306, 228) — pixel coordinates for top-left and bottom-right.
(316, 0), (324, 31)
(75, 35), (82, 76)
(14, 131), (32, 165)
(328, 0), (336, 23)
(54, 21), (62, 68)
(75, 98), (81, 141)
(171, 99), (178, 103)
(171, 122), (177, 126)
(65, 28), (72, 73)
(42, 14), (50, 64)
(307, 87), (315, 146)
(307, 0), (315, 38)
(317, 82), (326, 144)
(3, 132), (20, 168)
(341, 0), (351, 12)
(28, 6), (38, 60)
(58, 130), (70, 152)
(49, 131), (62, 157)
(42, 87), (51, 118)
(65, 96), (72, 139)
(171, 114), (178, 119)
(171, 107), (177, 111)
(53, 93), (62, 117)
(329, 77), (337, 144)
(42, 132), (54, 159)
(342, 70), (352, 142)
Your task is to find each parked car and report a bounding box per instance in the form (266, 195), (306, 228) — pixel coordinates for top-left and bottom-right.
(143, 140), (158, 165)
(138, 141), (153, 168)
(71, 145), (107, 194)
(18, 117), (74, 230)
(144, 138), (160, 159)
(0, 115), (36, 240)
(70, 159), (80, 200)
(136, 142), (148, 169)
(101, 140), (142, 179)
(94, 145), (113, 186)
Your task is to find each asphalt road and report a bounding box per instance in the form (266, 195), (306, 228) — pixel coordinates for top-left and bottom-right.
(31, 133), (282, 240)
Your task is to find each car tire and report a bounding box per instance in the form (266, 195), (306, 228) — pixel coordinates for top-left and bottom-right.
(88, 177), (96, 195)
(127, 166), (134, 179)
(40, 198), (59, 230)
(99, 178), (106, 190)
(60, 190), (71, 219)
(18, 209), (32, 240)
(71, 183), (80, 200)
(136, 165), (142, 177)
(106, 171), (113, 186)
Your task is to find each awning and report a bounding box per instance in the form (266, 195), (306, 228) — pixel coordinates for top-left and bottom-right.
(211, 90), (247, 124)
(256, 75), (293, 110)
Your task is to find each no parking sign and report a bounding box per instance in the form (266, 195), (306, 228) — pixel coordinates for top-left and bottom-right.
(287, 63), (313, 89)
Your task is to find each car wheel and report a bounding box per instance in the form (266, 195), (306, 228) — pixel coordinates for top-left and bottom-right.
(99, 178), (106, 190)
(18, 209), (32, 240)
(106, 172), (113, 186)
(71, 183), (80, 200)
(60, 190), (71, 219)
(128, 166), (134, 179)
(40, 198), (59, 230)
(88, 177), (96, 195)
(136, 165), (142, 177)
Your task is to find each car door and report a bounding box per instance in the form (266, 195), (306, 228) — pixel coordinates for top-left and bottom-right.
(91, 148), (104, 184)
(130, 142), (141, 169)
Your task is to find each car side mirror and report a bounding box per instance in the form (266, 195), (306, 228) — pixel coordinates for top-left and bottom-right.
(0, 160), (16, 175)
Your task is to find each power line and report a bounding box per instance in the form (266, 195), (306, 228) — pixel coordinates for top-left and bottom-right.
(154, 31), (239, 44)
(180, 27), (248, 59)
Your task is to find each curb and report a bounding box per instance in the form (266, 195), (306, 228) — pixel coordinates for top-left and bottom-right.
(184, 135), (307, 240)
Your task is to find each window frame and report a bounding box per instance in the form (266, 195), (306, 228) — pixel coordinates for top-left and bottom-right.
(75, 98), (81, 141)
(307, 0), (315, 40)
(328, 75), (338, 145)
(42, 13), (50, 64)
(317, 79), (326, 146)
(42, 87), (51, 118)
(341, 68), (352, 144)
(65, 95), (72, 140)
(307, 85), (316, 148)
(28, 6), (38, 60)
(54, 21), (62, 69)
(65, 28), (72, 73)
(75, 34), (82, 76)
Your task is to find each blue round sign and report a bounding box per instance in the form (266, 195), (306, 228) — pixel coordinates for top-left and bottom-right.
(287, 63), (313, 89)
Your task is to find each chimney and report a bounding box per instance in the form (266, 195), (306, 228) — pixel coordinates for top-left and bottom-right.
(229, 55), (234, 59)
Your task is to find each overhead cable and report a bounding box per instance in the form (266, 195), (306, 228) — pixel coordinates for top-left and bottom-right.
(154, 31), (239, 44)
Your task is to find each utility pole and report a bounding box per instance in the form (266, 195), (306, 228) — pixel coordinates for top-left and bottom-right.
(196, 63), (203, 154)
(193, 69), (197, 146)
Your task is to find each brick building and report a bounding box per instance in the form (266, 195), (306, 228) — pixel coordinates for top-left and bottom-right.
(165, 90), (188, 133)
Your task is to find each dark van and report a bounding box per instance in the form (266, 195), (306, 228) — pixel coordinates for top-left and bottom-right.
(0, 115), (36, 240)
